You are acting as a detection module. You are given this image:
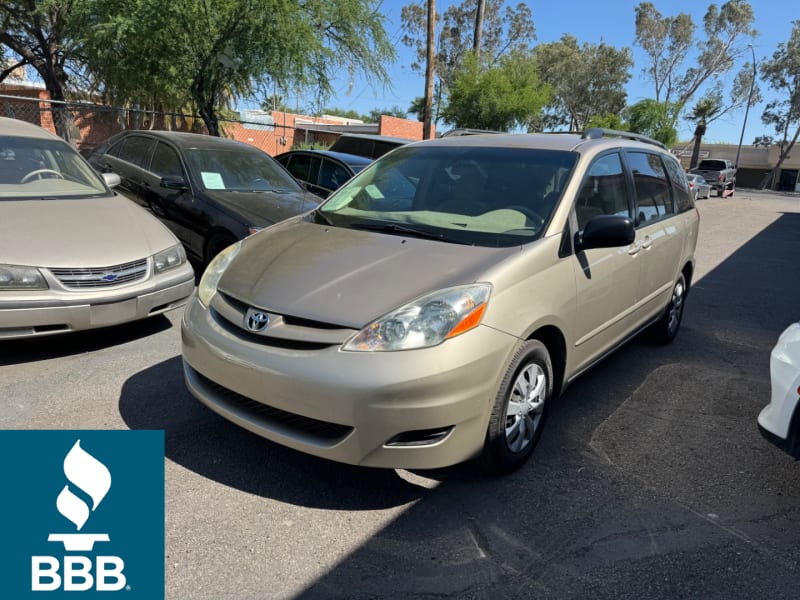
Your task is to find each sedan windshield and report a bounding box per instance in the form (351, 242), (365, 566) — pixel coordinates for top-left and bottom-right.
(0, 136), (108, 199)
(318, 145), (577, 247)
(185, 148), (303, 193)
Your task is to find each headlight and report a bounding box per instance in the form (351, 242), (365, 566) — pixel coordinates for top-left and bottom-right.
(343, 284), (491, 352)
(0, 264), (48, 290)
(153, 245), (187, 274)
(197, 241), (242, 308)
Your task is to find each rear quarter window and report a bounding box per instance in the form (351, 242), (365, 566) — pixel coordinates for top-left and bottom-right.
(663, 155), (694, 213)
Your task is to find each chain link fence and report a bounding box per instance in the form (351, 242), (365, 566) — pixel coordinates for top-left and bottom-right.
(0, 93), (297, 156)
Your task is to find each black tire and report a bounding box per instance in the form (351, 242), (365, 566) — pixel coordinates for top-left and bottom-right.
(204, 232), (236, 265)
(650, 272), (687, 344)
(480, 340), (552, 475)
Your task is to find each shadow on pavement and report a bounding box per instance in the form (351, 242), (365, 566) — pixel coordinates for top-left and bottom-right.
(118, 356), (428, 511)
(0, 315), (172, 366)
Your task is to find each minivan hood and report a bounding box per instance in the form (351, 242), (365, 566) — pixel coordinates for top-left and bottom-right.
(218, 220), (515, 328)
(203, 189), (318, 227)
(0, 195), (178, 268)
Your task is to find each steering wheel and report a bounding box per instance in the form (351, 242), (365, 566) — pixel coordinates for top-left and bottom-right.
(506, 205), (545, 227)
(21, 169), (65, 184)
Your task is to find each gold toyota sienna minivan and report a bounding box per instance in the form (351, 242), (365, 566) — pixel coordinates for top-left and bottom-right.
(182, 129), (699, 473)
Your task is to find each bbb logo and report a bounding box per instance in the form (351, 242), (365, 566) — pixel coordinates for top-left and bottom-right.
(0, 430), (165, 599)
(32, 440), (126, 592)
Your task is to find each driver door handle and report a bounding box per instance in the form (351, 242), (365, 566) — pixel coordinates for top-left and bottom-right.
(641, 236), (653, 250)
(627, 241), (642, 256)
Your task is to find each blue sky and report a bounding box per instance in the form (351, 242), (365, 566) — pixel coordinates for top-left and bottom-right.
(313, 0), (796, 144)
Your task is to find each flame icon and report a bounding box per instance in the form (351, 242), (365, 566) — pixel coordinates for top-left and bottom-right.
(56, 440), (111, 530)
(48, 440), (112, 551)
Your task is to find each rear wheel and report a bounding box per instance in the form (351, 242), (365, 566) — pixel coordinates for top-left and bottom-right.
(480, 340), (552, 474)
(650, 273), (687, 344)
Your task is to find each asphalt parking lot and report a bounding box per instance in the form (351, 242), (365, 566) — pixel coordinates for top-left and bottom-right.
(2, 189), (799, 599)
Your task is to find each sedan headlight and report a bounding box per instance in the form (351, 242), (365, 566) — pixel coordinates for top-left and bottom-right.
(153, 245), (187, 274)
(197, 241), (242, 308)
(0, 264), (48, 290)
(343, 284), (491, 352)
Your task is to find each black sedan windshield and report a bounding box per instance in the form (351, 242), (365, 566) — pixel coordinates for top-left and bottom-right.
(185, 148), (302, 193)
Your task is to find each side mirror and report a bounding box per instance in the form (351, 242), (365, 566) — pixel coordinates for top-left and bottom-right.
(161, 176), (188, 190)
(575, 214), (635, 251)
(102, 172), (121, 189)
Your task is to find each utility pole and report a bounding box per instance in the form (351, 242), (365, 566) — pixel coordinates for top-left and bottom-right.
(423, 0), (435, 139)
(473, 0), (486, 55)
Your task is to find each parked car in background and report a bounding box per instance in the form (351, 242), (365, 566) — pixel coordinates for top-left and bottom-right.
(327, 133), (412, 159)
(181, 128), (699, 474)
(758, 322), (800, 459)
(0, 117), (194, 339)
(686, 173), (712, 200)
(88, 131), (318, 264)
(275, 149), (371, 198)
(689, 158), (736, 197)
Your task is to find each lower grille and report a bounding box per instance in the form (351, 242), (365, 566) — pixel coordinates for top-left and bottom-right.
(192, 369), (353, 443)
(50, 259), (147, 288)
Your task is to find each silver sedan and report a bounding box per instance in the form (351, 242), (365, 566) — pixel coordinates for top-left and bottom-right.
(0, 117), (194, 339)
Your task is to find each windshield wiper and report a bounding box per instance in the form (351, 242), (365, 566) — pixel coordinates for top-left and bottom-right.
(348, 221), (464, 243)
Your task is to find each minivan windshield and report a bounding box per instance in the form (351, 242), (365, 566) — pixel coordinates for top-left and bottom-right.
(0, 136), (108, 199)
(316, 145), (577, 247)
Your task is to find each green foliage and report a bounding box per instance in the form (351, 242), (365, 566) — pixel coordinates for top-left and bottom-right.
(634, 0), (757, 128)
(532, 34), (632, 131)
(626, 99), (678, 147)
(757, 20), (800, 188)
(441, 51), (549, 131)
(401, 0), (535, 123)
(586, 114), (628, 131)
(82, 0), (395, 135)
(323, 107), (365, 120)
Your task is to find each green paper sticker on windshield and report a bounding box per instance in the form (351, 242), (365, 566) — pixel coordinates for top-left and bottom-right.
(201, 172), (225, 189)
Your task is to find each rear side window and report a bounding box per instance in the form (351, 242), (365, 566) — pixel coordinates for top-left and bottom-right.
(319, 159), (350, 190)
(628, 151), (674, 225)
(575, 152), (632, 230)
(285, 154), (321, 184)
(697, 159), (727, 170)
(150, 142), (184, 179)
(662, 155), (694, 213)
(116, 135), (156, 169)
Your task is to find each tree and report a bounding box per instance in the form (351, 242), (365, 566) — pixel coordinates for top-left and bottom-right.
(634, 1), (756, 127)
(532, 35), (632, 132)
(441, 51), (549, 131)
(401, 0), (535, 124)
(626, 99), (678, 147)
(757, 20), (800, 190)
(685, 64), (760, 168)
(85, 0), (394, 136)
(367, 106), (408, 121)
(0, 1), (87, 138)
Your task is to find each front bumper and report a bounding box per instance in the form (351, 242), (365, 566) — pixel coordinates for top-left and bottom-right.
(757, 322), (800, 458)
(0, 262), (194, 339)
(181, 293), (520, 469)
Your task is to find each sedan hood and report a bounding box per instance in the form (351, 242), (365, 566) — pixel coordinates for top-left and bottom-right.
(0, 195), (178, 268)
(218, 219), (516, 328)
(203, 189), (318, 227)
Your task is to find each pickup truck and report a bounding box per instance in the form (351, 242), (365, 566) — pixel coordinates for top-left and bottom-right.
(690, 158), (736, 197)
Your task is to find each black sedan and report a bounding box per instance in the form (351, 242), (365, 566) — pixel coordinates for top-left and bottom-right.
(275, 149), (371, 198)
(88, 131), (318, 264)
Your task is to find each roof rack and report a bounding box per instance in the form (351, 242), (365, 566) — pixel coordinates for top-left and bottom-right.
(581, 128), (666, 150)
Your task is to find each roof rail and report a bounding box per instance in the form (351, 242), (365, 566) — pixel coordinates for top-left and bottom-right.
(581, 128), (666, 150)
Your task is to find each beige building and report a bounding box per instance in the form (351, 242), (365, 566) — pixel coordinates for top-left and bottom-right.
(672, 142), (800, 191)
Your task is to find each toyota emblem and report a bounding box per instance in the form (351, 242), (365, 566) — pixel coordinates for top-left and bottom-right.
(245, 309), (270, 332)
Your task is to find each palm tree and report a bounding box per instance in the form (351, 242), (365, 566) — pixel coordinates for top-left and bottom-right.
(687, 97), (723, 169)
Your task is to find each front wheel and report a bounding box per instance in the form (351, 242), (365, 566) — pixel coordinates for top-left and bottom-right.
(650, 273), (687, 344)
(480, 340), (552, 474)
